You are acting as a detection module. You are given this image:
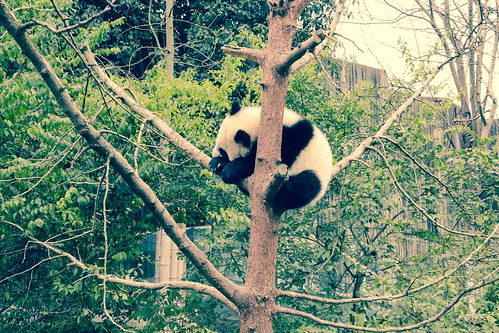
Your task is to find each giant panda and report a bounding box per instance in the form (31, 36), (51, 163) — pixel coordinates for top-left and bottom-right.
(210, 102), (333, 211)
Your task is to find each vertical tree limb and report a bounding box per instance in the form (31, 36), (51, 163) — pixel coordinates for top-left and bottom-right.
(165, 0), (174, 75)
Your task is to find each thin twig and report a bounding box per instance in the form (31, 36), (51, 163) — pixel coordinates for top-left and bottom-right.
(314, 52), (351, 98)
(377, 136), (471, 217)
(23, 3), (114, 33)
(367, 145), (494, 238)
(134, 121), (147, 175)
(14, 138), (81, 198)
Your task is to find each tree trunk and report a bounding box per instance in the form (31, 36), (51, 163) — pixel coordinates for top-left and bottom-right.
(165, 0), (174, 76)
(240, 2), (309, 331)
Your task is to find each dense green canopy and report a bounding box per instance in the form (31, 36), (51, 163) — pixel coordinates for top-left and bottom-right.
(0, 0), (498, 332)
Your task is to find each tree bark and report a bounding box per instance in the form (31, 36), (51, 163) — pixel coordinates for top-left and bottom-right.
(240, 1), (311, 331)
(165, 0), (174, 75)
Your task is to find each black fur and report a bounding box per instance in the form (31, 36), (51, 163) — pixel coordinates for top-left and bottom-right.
(281, 119), (314, 167)
(235, 130), (251, 148)
(211, 144), (257, 184)
(230, 101), (241, 115)
(275, 170), (321, 210)
(209, 148), (229, 173)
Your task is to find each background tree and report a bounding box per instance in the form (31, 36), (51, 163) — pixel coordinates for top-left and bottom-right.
(375, 0), (499, 146)
(0, 0), (498, 332)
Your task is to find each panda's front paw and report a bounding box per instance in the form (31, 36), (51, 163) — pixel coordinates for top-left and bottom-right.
(209, 156), (228, 174)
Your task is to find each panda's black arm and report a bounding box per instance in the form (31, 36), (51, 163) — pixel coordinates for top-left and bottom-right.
(209, 156), (229, 173)
(220, 156), (255, 184)
(219, 143), (257, 184)
(209, 154), (254, 184)
(209, 147), (230, 173)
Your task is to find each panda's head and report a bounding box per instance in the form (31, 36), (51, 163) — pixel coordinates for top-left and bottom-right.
(212, 103), (261, 161)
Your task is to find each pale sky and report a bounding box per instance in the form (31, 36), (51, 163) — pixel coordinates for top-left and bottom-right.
(337, 0), (499, 117)
(338, 0), (452, 91)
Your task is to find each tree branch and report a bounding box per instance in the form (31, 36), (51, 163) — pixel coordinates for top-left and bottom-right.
(4, 222), (238, 312)
(22, 2), (115, 33)
(100, 159), (128, 332)
(276, 30), (327, 75)
(314, 52), (351, 98)
(0, 1), (242, 305)
(221, 45), (265, 64)
(481, 1), (499, 139)
(289, 0), (345, 74)
(81, 45), (211, 169)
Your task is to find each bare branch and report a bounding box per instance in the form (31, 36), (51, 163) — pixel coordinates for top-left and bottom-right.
(481, 1), (499, 138)
(314, 53), (351, 98)
(290, 0), (345, 73)
(276, 30), (327, 75)
(134, 121), (146, 174)
(147, 0), (162, 49)
(106, 277), (239, 313)
(0, 254), (64, 285)
(81, 45), (212, 170)
(221, 45), (265, 64)
(23, 3), (114, 33)
(100, 159), (128, 332)
(221, 1), (344, 74)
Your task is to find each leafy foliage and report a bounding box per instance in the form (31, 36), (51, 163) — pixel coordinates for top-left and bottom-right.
(0, 0), (498, 332)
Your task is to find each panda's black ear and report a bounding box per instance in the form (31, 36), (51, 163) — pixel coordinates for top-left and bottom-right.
(230, 101), (241, 115)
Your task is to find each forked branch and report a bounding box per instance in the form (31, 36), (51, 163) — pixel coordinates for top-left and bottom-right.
(276, 30), (327, 75)
(21, 1), (115, 33)
(290, 0), (345, 73)
(220, 45), (265, 64)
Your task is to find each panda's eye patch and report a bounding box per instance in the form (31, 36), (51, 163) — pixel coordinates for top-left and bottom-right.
(235, 130), (251, 148)
(219, 148), (228, 160)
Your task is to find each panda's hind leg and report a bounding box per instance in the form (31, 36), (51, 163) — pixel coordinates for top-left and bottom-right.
(275, 170), (321, 210)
